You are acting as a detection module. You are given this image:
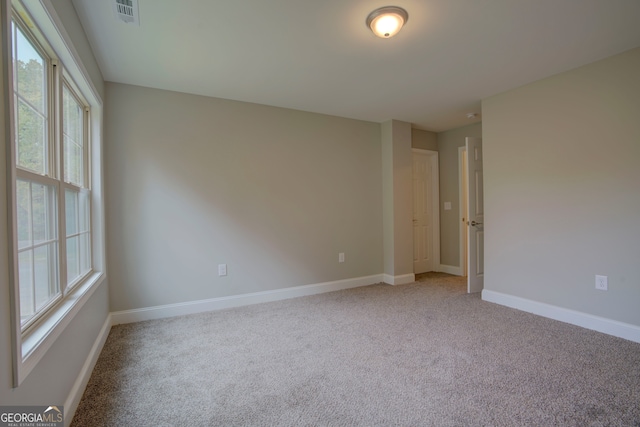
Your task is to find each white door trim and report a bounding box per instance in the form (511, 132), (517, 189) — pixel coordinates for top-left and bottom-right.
(466, 137), (484, 293)
(458, 146), (468, 277)
(411, 149), (440, 272)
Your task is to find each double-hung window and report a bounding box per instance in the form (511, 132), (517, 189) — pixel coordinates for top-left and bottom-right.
(5, 0), (104, 385)
(12, 14), (91, 330)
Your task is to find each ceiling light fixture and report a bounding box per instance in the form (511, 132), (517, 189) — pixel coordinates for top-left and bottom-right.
(366, 6), (408, 38)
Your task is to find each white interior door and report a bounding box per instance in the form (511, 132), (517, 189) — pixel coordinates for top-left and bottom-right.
(466, 137), (484, 293)
(412, 150), (439, 274)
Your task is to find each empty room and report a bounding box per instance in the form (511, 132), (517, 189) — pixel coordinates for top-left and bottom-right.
(1, 0), (639, 426)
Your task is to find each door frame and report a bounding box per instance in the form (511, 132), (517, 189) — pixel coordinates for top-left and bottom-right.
(465, 137), (484, 293)
(411, 149), (440, 273)
(458, 146), (468, 277)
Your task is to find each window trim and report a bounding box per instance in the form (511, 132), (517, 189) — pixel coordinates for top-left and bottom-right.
(3, 0), (106, 387)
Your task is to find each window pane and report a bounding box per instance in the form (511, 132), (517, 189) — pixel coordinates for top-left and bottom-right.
(34, 243), (59, 311)
(13, 21), (48, 175)
(19, 250), (34, 324)
(15, 23), (46, 113)
(17, 180), (59, 326)
(64, 137), (83, 185)
(32, 183), (56, 245)
(63, 86), (84, 186)
(79, 191), (90, 233)
(79, 232), (91, 275)
(16, 180), (32, 250)
(65, 189), (78, 235)
(66, 189), (92, 282)
(63, 86), (81, 139)
(66, 236), (80, 284)
(17, 98), (46, 174)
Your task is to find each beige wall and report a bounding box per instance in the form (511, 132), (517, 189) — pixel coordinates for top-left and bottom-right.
(382, 120), (414, 280)
(437, 123), (482, 268)
(482, 47), (640, 326)
(382, 122), (394, 274)
(106, 83), (383, 311)
(412, 128), (438, 151)
(0, 0), (109, 414)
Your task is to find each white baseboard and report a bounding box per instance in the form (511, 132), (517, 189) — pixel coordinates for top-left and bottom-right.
(438, 264), (463, 276)
(482, 289), (640, 344)
(64, 314), (112, 427)
(111, 274), (384, 325)
(383, 273), (415, 286)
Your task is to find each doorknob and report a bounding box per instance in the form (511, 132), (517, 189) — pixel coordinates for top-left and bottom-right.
(471, 220), (483, 227)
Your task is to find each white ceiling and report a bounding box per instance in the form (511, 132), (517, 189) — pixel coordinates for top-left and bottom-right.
(72, 0), (640, 132)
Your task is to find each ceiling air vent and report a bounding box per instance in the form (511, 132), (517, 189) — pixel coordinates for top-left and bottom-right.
(113, 0), (140, 25)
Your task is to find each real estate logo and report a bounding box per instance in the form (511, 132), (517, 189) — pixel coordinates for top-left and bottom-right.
(0, 406), (63, 427)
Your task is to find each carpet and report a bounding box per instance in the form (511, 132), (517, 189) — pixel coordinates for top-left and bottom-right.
(71, 273), (640, 426)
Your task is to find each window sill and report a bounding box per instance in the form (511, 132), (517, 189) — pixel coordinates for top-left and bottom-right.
(17, 271), (105, 386)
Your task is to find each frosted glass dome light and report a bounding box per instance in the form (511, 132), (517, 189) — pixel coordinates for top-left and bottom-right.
(366, 6), (408, 38)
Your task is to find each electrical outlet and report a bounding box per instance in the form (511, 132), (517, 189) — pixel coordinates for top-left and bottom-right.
(218, 264), (227, 277)
(339, 253), (345, 263)
(595, 275), (607, 291)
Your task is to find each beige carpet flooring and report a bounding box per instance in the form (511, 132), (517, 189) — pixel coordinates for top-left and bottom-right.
(71, 273), (640, 426)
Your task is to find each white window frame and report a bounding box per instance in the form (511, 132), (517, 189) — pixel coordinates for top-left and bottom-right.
(3, 0), (106, 386)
